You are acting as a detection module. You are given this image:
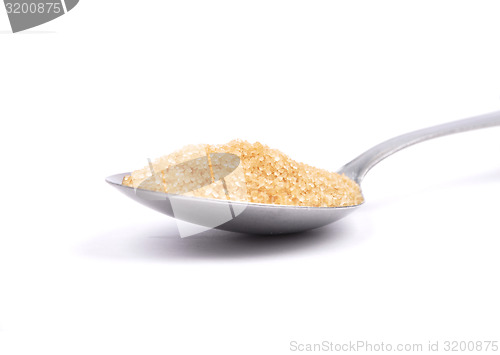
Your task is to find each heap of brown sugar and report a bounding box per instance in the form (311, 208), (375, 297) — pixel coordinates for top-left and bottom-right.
(122, 140), (363, 207)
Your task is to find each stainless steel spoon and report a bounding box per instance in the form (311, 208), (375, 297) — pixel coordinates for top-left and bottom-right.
(106, 110), (500, 235)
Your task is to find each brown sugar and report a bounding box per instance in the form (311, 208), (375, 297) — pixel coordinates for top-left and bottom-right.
(122, 140), (364, 207)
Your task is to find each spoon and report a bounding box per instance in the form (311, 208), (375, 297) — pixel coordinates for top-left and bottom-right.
(106, 110), (500, 235)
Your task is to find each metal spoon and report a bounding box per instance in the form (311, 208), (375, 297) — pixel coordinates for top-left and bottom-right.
(106, 111), (500, 235)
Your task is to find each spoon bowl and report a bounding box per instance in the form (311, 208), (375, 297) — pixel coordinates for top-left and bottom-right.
(106, 172), (362, 234)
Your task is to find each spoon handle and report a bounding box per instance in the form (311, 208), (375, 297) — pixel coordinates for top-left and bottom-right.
(339, 110), (500, 183)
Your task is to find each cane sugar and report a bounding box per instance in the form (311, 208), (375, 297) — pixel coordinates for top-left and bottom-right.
(122, 140), (363, 207)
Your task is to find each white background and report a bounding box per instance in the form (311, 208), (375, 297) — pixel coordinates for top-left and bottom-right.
(1, 1), (499, 354)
